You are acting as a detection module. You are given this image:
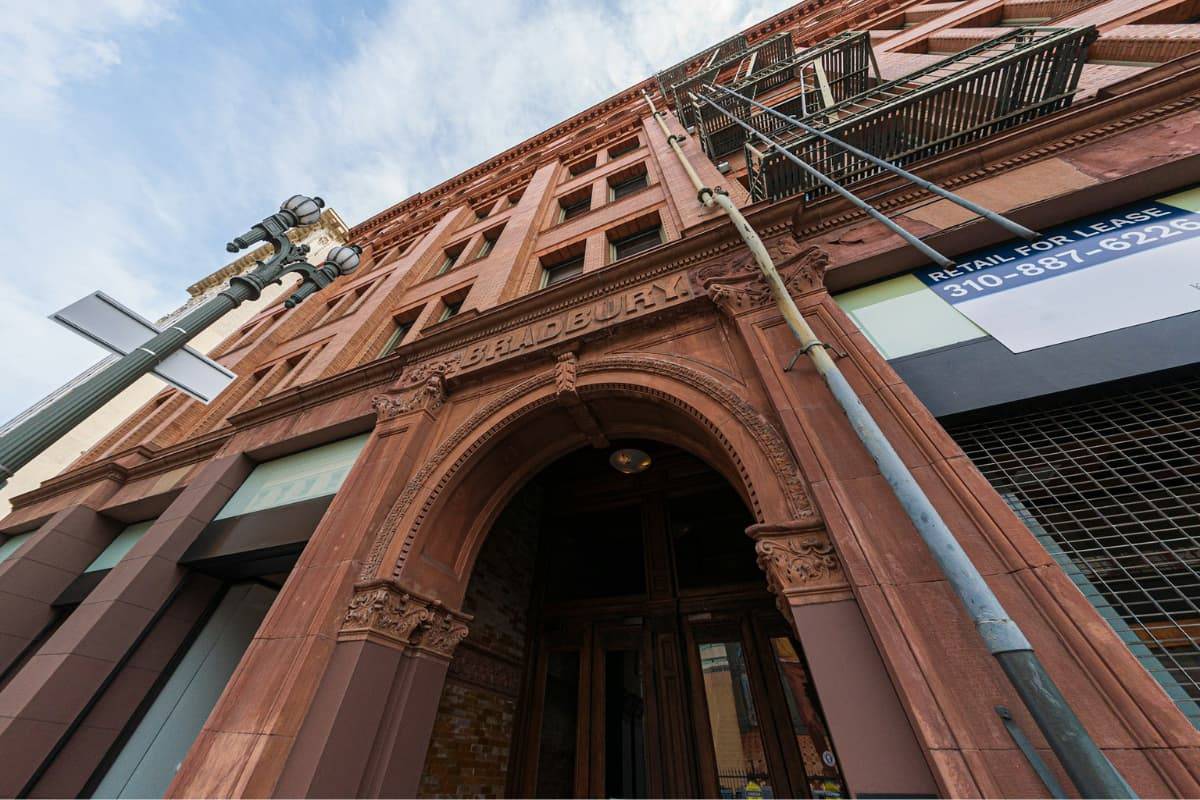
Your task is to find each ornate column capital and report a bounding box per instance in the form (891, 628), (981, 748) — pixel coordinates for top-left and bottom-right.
(693, 243), (830, 316)
(340, 579), (471, 659)
(747, 519), (851, 611)
(370, 360), (451, 422)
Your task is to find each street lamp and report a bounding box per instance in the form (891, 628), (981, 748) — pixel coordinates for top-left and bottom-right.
(0, 195), (359, 490)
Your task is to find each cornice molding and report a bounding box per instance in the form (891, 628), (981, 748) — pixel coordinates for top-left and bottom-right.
(349, 0), (921, 243)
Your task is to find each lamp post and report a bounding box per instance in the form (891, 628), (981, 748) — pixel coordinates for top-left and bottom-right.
(0, 194), (362, 490)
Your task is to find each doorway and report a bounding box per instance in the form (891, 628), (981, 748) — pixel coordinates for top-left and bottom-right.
(510, 441), (845, 798)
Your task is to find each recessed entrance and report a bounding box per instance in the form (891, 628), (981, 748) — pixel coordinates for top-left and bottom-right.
(504, 441), (846, 798)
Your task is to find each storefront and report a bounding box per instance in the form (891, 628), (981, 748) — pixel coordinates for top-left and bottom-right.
(837, 185), (1200, 726)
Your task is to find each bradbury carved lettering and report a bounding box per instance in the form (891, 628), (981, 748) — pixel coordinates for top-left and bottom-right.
(426, 271), (695, 380)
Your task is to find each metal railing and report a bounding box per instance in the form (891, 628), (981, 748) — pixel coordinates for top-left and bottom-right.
(746, 26), (1096, 202)
(692, 31), (878, 158)
(673, 32), (796, 127)
(656, 33), (749, 99)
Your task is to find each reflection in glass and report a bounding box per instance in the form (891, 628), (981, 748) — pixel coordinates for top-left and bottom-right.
(770, 637), (846, 799)
(535, 651), (580, 798)
(605, 650), (648, 798)
(697, 641), (774, 799)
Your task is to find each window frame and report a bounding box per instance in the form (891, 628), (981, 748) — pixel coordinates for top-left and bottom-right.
(541, 254), (585, 288)
(436, 243), (467, 276)
(566, 154), (597, 177)
(607, 137), (639, 159)
(609, 225), (664, 262)
(608, 171), (649, 202)
(379, 319), (415, 357)
(439, 299), (463, 322)
(557, 189), (592, 223)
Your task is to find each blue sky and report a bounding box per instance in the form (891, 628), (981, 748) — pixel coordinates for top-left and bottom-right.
(0, 0), (792, 422)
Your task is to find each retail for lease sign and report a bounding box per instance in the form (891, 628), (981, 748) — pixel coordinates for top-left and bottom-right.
(914, 187), (1200, 353)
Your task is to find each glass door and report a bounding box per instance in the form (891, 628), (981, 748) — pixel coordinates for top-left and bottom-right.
(522, 621), (656, 798)
(590, 625), (651, 798)
(685, 614), (846, 799)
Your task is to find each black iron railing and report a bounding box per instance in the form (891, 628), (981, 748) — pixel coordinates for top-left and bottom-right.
(692, 31), (877, 158)
(746, 27), (1096, 202)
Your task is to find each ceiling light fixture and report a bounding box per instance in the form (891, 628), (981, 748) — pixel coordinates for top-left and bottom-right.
(609, 448), (652, 475)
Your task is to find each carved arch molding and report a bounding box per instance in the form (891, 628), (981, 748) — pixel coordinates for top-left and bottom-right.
(357, 354), (819, 584)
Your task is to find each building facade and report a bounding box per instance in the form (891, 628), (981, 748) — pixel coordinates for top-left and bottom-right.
(1, 0), (1199, 797)
(0, 208), (350, 518)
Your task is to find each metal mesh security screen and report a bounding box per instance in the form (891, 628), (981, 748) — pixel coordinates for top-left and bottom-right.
(946, 372), (1200, 727)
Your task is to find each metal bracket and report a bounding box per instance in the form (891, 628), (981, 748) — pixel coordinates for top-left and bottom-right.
(996, 706), (1067, 799)
(784, 341), (844, 371)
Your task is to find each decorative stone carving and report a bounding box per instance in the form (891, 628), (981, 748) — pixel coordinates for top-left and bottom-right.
(747, 520), (851, 611)
(400, 357), (458, 388)
(371, 368), (448, 421)
(340, 580), (471, 658)
(448, 644), (523, 698)
(554, 351), (578, 399)
(413, 612), (471, 658)
(694, 244), (830, 314)
(359, 354), (819, 582)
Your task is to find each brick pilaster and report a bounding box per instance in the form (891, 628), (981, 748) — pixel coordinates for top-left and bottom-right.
(463, 161), (559, 312)
(0, 507), (120, 676)
(0, 454), (252, 797)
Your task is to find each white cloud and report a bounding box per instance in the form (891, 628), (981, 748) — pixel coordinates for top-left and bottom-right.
(0, 0), (174, 120)
(180, 0), (797, 225)
(0, 0), (181, 419)
(0, 0), (795, 424)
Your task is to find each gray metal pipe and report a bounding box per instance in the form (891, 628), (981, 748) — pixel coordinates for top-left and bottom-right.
(691, 92), (957, 268)
(706, 82), (1040, 241)
(644, 90), (1135, 798)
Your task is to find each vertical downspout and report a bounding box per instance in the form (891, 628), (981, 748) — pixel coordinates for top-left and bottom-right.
(643, 92), (1134, 799)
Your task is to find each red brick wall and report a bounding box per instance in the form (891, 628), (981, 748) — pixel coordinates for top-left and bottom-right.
(418, 486), (542, 797)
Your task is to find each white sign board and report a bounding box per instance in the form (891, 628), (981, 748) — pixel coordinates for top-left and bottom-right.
(915, 188), (1200, 353)
(51, 292), (236, 403)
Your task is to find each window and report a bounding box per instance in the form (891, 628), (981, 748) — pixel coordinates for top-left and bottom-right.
(0, 532), (33, 564)
(608, 164), (649, 201)
(474, 206), (489, 221)
(543, 255), (585, 288)
(93, 582), (280, 799)
(436, 243), (466, 275)
(508, 188), (525, 207)
(609, 224), (663, 262)
(835, 273), (984, 360)
(440, 299), (463, 322)
(476, 223), (506, 260)
(379, 319), (414, 356)
(567, 154), (597, 177)
(608, 137), (639, 159)
(557, 188), (592, 223)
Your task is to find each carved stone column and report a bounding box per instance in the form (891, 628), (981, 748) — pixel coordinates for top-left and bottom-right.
(276, 580), (470, 799)
(749, 519), (853, 612)
(339, 580), (470, 657)
(170, 363), (453, 799)
(747, 520), (937, 798)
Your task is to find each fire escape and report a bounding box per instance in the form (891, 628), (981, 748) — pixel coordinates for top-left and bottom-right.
(657, 26), (1097, 208)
